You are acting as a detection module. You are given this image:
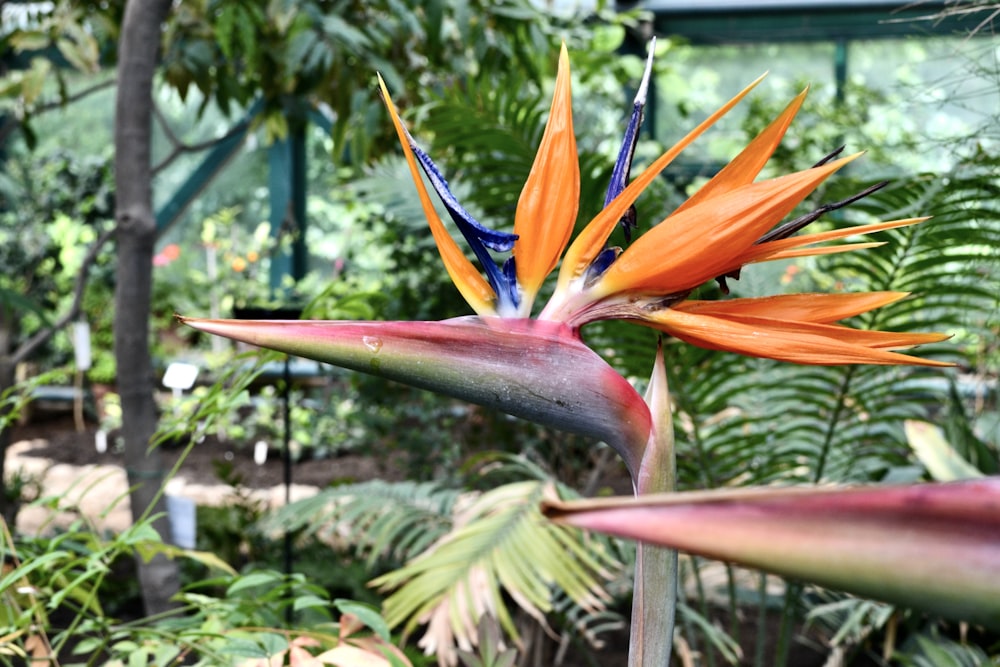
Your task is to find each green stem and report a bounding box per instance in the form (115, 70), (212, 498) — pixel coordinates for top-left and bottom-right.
(754, 572), (767, 667)
(726, 564), (739, 645)
(628, 346), (677, 667)
(630, 542), (678, 667)
(773, 583), (800, 667)
(692, 560), (718, 667)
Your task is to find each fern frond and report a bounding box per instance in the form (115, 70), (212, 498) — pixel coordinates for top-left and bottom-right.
(550, 589), (627, 652)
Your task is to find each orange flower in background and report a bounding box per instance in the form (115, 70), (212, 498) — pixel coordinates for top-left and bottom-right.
(780, 264), (800, 285)
(153, 243), (181, 267)
(162, 243), (181, 261)
(231, 256), (247, 272)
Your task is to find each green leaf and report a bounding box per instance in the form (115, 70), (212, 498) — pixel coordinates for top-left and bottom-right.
(218, 637), (269, 658)
(904, 420), (984, 481)
(10, 31), (50, 52)
(226, 570), (282, 597)
(293, 594), (330, 612)
(0, 551), (71, 593)
(321, 15), (372, 51)
(334, 599), (391, 642)
(255, 633), (288, 657)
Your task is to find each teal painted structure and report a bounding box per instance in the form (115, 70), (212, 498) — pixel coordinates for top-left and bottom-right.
(629, 1), (988, 44)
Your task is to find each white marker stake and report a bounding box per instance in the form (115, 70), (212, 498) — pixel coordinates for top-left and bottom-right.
(95, 429), (107, 453)
(254, 440), (269, 465)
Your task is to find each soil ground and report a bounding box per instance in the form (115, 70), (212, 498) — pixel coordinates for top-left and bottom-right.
(6, 412), (404, 535)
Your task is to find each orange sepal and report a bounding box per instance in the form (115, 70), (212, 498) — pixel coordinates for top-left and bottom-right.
(672, 89), (808, 217)
(757, 241), (885, 261)
(556, 74), (767, 292)
(595, 154), (860, 298)
(378, 74), (496, 316)
(673, 292), (911, 324)
(700, 315), (950, 349)
(748, 217), (928, 263)
(642, 309), (952, 366)
(513, 43), (580, 305)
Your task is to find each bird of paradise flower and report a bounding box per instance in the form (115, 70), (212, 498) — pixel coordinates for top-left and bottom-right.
(180, 42), (976, 667)
(182, 42), (945, 477)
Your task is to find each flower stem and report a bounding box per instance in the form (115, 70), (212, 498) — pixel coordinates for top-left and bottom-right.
(628, 344), (677, 666)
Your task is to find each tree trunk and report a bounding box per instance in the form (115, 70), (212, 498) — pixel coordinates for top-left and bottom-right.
(0, 357), (14, 524)
(114, 0), (178, 616)
(0, 299), (16, 520)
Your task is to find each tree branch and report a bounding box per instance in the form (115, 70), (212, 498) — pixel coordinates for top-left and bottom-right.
(12, 224), (116, 366)
(151, 103), (248, 175)
(0, 77), (117, 146)
(36, 76), (118, 113)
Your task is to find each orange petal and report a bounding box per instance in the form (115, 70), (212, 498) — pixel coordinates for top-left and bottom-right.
(672, 89), (807, 217)
(556, 74), (767, 291)
(594, 154), (859, 298)
(708, 315), (951, 349)
(513, 44), (580, 305)
(378, 74), (496, 316)
(641, 309), (951, 366)
(756, 241), (885, 261)
(747, 217), (928, 263)
(673, 292), (911, 323)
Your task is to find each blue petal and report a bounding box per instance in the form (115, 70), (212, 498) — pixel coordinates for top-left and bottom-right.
(501, 257), (521, 310)
(408, 142), (517, 253)
(584, 247), (621, 286)
(603, 40), (655, 243)
(404, 128), (519, 312)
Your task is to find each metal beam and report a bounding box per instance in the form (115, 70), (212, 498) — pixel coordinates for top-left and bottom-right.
(636, 2), (990, 44)
(154, 99), (262, 235)
(268, 122), (309, 292)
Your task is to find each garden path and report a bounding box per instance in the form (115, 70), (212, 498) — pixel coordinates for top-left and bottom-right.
(5, 415), (399, 536)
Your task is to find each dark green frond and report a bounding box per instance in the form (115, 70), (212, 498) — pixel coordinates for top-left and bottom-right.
(263, 480), (460, 566)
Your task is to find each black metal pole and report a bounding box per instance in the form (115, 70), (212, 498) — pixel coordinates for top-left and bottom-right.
(282, 353), (293, 624)
(232, 306), (302, 626)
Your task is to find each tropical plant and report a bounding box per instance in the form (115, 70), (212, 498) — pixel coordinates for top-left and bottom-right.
(173, 35), (1000, 667)
(265, 465), (626, 665)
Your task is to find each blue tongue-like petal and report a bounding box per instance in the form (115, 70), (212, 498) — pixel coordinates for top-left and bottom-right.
(408, 141), (518, 253)
(404, 127), (520, 311)
(603, 39), (656, 243)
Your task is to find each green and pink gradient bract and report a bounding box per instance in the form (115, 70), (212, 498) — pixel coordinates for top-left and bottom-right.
(178, 315), (652, 478)
(543, 479), (1000, 628)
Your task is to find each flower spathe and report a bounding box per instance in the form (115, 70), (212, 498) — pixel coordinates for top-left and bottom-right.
(178, 315), (652, 478)
(542, 479), (1000, 629)
(178, 43), (960, 664)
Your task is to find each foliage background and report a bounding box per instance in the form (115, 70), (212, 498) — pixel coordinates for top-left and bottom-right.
(0, 0), (997, 665)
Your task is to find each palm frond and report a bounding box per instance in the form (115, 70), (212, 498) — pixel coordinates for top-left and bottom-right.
(549, 589), (627, 652)
(263, 480), (460, 566)
(370, 481), (620, 667)
(895, 631), (994, 667)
